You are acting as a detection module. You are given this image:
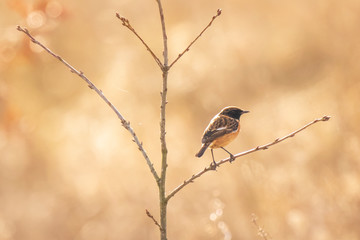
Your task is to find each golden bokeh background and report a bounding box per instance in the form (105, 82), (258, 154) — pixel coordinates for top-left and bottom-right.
(1, 0), (360, 239)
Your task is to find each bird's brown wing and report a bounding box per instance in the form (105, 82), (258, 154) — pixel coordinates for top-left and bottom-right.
(201, 115), (239, 144)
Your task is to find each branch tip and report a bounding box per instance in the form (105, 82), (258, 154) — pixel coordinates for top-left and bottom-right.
(16, 25), (25, 32)
(168, 7), (222, 69)
(322, 116), (331, 121)
(146, 209), (162, 231)
(115, 13), (129, 25)
(116, 12), (163, 69)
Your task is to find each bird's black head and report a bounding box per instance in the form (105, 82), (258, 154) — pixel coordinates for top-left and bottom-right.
(219, 106), (249, 120)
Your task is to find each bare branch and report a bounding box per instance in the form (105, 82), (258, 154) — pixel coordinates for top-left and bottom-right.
(146, 209), (162, 231)
(168, 9), (222, 69)
(16, 25), (161, 185)
(166, 115), (331, 201)
(155, 0), (169, 69)
(154, 1), (169, 239)
(115, 13), (164, 70)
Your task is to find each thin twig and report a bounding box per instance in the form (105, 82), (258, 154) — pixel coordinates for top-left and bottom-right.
(146, 209), (162, 231)
(168, 9), (222, 69)
(155, 0), (169, 239)
(155, 0), (169, 69)
(115, 13), (164, 70)
(16, 25), (161, 185)
(251, 214), (271, 240)
(166, 115), (331, 201)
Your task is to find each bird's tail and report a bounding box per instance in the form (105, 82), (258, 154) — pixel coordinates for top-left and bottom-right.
(195, 143), (210, 158)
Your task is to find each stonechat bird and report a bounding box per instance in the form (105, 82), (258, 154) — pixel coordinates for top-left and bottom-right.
(195, 106), (249, 166)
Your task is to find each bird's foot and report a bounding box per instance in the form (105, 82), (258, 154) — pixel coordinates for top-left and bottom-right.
(229, 154), (235, 163)
(210, 161), (217, 170)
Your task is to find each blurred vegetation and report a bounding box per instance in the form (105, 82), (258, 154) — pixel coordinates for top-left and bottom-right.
(1, 0), (360, 239)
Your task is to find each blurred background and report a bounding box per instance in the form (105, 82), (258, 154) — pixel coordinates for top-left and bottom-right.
(1, 0), (360, 239)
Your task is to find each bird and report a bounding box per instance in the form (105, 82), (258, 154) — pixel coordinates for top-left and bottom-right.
(195, 106), (249, 166)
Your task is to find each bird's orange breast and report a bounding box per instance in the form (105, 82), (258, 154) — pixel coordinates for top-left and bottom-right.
(209, 125), (240, 149)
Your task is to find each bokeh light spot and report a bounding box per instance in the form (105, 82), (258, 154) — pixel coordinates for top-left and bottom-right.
(26, 11), (46, 29)
(46, 1), (63, 19)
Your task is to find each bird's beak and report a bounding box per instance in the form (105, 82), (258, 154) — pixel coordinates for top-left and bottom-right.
(243, 110), (250, 114)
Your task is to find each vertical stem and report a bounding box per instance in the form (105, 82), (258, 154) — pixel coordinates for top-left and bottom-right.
(159, 70), (168, 240)
(156, 0), (169, 240)
(156, 1), (168, 66)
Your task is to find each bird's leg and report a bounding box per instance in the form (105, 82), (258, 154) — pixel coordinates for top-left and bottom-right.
(221, 147), (235, 162)
(210, 149), (217, 170)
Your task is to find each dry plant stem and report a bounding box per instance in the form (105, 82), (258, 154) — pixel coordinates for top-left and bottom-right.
(115, 13), (163, 70)
(168, 8), (222, 69)
(16, 26), (160, 185)
(251, 214), (271, 240)
(166, 115), (331, 201)
(155, 0), (169, 239)
(146, 209), (162, 231)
